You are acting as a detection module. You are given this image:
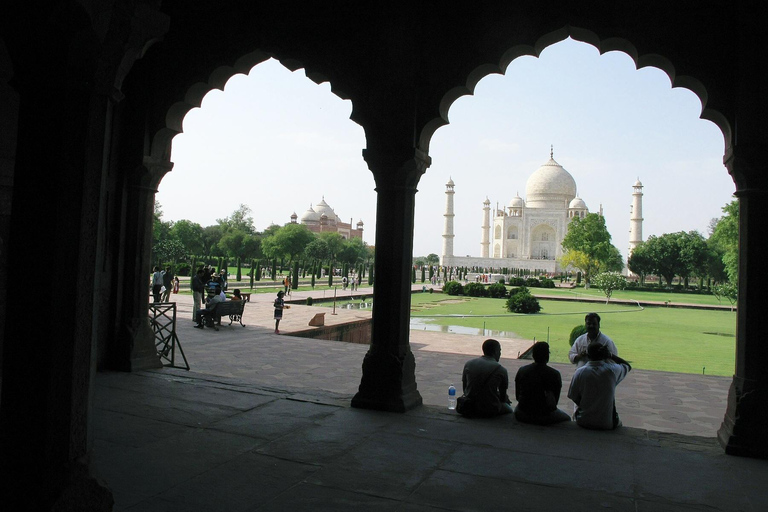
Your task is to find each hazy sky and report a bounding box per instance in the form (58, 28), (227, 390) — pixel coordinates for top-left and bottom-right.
(157, 38), (735, 261)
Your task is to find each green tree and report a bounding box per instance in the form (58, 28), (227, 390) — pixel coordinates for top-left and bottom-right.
(152, 201), (172, 253)
(304, 238), (330, 262)
(338, 237), (369, 266)
(218, 228), (261, 260)
(201, 225), (224, 255)
(155, 239), (187, 263)
(713, 282), (737, 311)
(638, 231), (708, 287)
(318, 232), (345, 260)
(169, 219), (204, 255)
(262, 224), (315, 263)
(591, 271), (628, 302)
(561, 213), (622, 288)
(217, 204), (256, 235)
(426, 253), (440, 265)
(709, 199), (739, 283)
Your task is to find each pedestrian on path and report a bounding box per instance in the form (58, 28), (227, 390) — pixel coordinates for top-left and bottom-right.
(274, 291), (289, 334)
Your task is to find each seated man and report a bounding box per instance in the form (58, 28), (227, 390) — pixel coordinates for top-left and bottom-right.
(514, 342), (570, 425)
(457, 339), (513, 417)
(195, 285), (224, 329)
(567, 343), (632, 430)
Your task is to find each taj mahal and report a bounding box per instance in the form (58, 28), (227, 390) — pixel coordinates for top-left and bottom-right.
(440, 148), (644, 274)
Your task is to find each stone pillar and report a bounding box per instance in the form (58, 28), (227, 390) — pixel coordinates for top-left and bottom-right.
(352, 148), (430, 412)
(0, 64), (116, 512)
(481, 198), (491, 258)
(628, 179), (643, 262)
(441, 178), (455, 265)
(717, 149), (768, 458)
(113, 157), (169, 371)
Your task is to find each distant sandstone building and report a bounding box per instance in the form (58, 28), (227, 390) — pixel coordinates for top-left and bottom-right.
(441, 149), (600, 273)
(291, 197), (364, 239)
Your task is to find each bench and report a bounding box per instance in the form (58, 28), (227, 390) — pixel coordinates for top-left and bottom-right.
(205, 300), (246, 331)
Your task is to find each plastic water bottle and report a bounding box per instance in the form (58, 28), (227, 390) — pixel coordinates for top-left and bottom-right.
(448, 384), (456, 410)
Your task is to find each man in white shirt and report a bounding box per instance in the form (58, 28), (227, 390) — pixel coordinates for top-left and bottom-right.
(568, 343), (632, 430)
(569, 312), (618, 367)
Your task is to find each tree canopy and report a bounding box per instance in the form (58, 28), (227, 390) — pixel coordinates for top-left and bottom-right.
(261, 223), (315, 261)
(628, 231), (707, 286)
(708, 199), (738, 283)
(560, 213), (622, 286)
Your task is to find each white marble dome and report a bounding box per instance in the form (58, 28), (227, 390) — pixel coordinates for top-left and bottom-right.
(569, 196), (587, 209)
(509, 194), (524, 208)
(314, 198), (338, 221)
(301, 205), (320, 222)
(525, 157), (577, 206)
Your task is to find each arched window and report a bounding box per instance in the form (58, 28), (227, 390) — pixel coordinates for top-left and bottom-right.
(508, 226), (518, 239)
(494, 225), (502, 239)
(493, 243), (501, 258)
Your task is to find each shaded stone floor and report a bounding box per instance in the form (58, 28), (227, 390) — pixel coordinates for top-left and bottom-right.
(92, 369), (767, 511)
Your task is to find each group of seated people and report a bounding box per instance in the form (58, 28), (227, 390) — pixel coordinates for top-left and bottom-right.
(457, 312), (632, 430)
(194, 286), (243, 329)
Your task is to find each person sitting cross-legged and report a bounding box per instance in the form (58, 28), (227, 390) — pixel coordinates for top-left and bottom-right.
(195, 285), (224, 329)
(457, 339), (513, 418)
(514, 342), (571, 425)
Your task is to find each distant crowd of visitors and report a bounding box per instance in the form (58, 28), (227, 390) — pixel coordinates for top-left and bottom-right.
(456, 312), (632, 430)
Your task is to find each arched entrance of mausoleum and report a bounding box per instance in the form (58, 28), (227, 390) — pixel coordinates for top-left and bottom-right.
(416, 23), (764, 458)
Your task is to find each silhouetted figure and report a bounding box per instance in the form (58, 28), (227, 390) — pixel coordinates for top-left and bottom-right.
(569, 312), (618, 368)
(274, 290), (287, 334)
(514, 342), (570, 425)
(151, 266), (163, 302)
(568, 343), (632, 430)
(457, 339), (513, 417)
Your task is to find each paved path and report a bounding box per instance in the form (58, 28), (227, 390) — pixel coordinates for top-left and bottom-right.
(160, 289), (730, 437)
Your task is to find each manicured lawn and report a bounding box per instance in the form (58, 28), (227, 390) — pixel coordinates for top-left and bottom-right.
(528, 286), (734, 307)
(410, 294), (736, 376)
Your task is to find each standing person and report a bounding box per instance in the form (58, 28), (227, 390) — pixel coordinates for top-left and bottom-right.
(172, 276), (180, 295)
(456, 339), (513, 417)
(191, 268), (205, 323)
(151, 266), (164, 302)
(569, 312), (618, 368)
(161, 266), (174, 302)
(220, 269), (228, 291)
(513, 342), (571, 425)
(273, 290), (289, 334)
(568, 343), (632, 430)
(283, 275), (290, 295)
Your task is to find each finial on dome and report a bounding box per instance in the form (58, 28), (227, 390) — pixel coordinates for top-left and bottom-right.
(550, 145), (553, 159)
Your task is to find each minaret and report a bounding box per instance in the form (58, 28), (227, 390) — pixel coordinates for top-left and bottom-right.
(441, 178), (455, 265)
(628, 178), (644, 258)
(481, 198), (491, 258)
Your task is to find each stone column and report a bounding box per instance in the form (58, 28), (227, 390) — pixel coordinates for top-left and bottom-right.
(352, 148), (430, 412)
(113, 157), (170, 371)
(481, 198), (491, 258)
(441, 178), (455, 265)
(717, 148), (768, 458)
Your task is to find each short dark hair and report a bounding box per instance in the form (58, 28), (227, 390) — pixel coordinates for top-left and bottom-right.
(482, 339), (500, 356)
(587, 342), (610, 361)
(585, 312), (601, 323)
(532, 342), (549, 364)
